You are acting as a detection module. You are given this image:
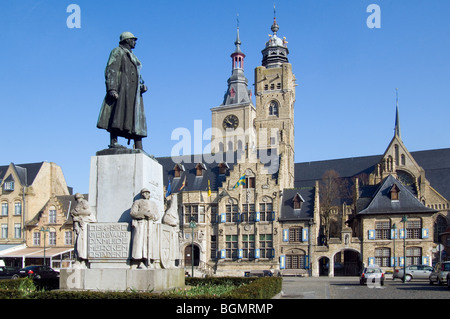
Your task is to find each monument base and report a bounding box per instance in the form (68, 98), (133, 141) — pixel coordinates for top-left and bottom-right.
(60, 268), (184, 292)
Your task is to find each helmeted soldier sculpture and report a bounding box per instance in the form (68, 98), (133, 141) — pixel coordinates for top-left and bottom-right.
(71, 193), (96, 268)
(130, 188), (159, 269)
(97, 31), (148, 150)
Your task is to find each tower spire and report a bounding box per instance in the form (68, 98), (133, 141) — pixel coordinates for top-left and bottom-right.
(221, 19), (251, 106)
(272, 3), (279, 35)
(234, 14), (242, 54)
(395, 88), (401, 139)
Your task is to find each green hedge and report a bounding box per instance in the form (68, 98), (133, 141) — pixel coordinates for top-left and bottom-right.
(0, 276), (282, 299)
(224, 277), (282, 299)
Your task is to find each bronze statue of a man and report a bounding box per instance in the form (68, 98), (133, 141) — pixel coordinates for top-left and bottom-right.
(97, 32), (148, 150)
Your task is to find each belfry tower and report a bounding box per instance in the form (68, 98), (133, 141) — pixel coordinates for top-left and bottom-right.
(254, 15), (296, 189)
(211, 24), (256, 156)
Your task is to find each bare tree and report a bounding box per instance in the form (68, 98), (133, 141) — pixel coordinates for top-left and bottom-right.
(319, 170), (347, 245)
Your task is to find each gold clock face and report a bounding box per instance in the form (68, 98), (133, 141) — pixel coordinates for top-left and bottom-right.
(223, 114), (239, 130)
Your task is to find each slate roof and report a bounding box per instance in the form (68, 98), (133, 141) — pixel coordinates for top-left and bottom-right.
(294, 148), (450, 200)
(157, 149), (279, 194)
(279, 188), (315, 221)
(0, 162), (45, 187)
(294, 155), (381, 188)
(356, 175), (437, 217)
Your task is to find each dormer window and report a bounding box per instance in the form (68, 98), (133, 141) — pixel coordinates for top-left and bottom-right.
(173, 164), (185, 178)
(293, 193), (304, 209)
(390, 184), (400, 201)
(218, 162), (229, 175)
(195, 163), (206, 177)
(3, 175), (14, 191)
(3, 181), (14, 191)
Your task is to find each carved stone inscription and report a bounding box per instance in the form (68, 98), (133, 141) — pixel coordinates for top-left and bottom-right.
(88, 223), (130, 259)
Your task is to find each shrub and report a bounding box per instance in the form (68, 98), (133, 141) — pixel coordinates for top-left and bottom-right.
(0, 275), (282, 299)
(223, 277), (282, 299)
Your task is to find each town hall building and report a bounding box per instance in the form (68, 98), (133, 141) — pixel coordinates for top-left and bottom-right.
(158, 17), (450, 277)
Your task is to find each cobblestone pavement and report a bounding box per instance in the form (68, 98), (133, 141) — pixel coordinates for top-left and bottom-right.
(275, 276), (450, 299)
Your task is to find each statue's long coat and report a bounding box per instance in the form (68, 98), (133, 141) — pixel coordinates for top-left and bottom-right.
(97, 45), (147, 139)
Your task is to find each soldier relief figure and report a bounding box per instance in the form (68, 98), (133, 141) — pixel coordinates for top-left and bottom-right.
(130, 188), (159, 269)
(97, 32), (148, 150)
(71, 193), (96, 268)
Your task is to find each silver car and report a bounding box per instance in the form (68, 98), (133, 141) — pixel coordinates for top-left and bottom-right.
(393, 265), (433, 281)
(429, 261), (450, 285)
(360, 266), (385, 286)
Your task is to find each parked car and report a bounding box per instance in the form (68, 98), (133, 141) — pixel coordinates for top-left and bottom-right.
(447, 272), (450, 289)
(429, 261), (450, 285)
(360, 266), (384, 286)
(244, 270), (273, 277)
(393, 265), (433, 281)
(0, 266), (21, 279)
(13, 265), (60, 280)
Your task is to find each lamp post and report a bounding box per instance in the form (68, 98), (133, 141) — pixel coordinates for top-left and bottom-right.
(189, 217), (197, 277)
(39, 227), (50, 266)
(401, 215), (408, 283)
(392, 223), (397, 278)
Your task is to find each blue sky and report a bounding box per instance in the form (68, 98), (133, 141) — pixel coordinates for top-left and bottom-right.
(1, 0), (449, 194)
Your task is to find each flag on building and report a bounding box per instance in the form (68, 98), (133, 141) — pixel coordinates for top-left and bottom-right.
(178, 175), (186, 191)
(165, 179), (172, 197)
(208, 179), (211, 197)
(233, 174), (246, 189)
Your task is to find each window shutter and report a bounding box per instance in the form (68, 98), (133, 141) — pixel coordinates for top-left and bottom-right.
(302, 228), (309, 242)
(238, 249), (243, 259)
(280, 255), (286, 269)
(255, 212), (260, 222)
(421, 228), (429, 239)
(368, 257), (375, 266)
(255, 248), (260, 259)
(391, 228), (398, 239)
(390, 257), (397, 267)
(220, 213), (226, 223)
(282, 229), (289, 242)
(368, 229), (375, 240)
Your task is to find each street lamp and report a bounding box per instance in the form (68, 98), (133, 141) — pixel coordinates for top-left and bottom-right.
(392, 223), (397, 278)
(401, 215), (408, 283)
(189, 217), (197, 277)
(39, 227), (50, 266)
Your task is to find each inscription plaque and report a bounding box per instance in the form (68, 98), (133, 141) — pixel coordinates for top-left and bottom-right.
(88, 223), (131, 259)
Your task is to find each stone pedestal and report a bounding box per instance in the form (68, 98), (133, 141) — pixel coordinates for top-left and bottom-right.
(60, 268), (184, 292)
(88, 149), (164, 223)
(62, 149), (183, 292)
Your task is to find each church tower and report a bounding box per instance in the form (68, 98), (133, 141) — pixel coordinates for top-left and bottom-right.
(211, 25), (256, 157)
(254, 16), (296, 189)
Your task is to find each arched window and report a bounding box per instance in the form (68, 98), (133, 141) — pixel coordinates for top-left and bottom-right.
(269, 101), (279, 116)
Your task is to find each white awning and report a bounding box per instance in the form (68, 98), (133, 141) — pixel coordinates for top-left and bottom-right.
(0, 247), (73, 258)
